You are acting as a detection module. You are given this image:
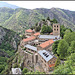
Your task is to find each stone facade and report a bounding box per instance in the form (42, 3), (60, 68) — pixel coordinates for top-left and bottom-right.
(20, 40), (27, 47)
(38, 53), (57, 72)
(53, 23), (60, 36)
(18, 23), (61, 73)
(25, 32), (34, 38)
(37, 44), (53, 51)
(24, 46), (38, 66)
(25, 29), (34, 38)
(20, 36), (36, 47)
(48, 57), (57, 71)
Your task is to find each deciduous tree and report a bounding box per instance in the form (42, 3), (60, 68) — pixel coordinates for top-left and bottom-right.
(57, 39), (69, 59)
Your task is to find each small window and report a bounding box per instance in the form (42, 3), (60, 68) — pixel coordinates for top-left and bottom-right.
(54, 25), (56, 27)
(57, 25), (58, 27)
(57, 29), (58, 31)
(54, 29), (56, 31)
(50, 62), (51, 64)
(53, 61), (55, 63)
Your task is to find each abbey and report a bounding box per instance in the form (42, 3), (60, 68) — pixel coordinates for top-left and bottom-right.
(19, 23), (61, 73)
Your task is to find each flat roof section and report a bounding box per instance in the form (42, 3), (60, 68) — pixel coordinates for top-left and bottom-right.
(38, 50), (53, 62)
(38, 35), (59, 39)
(25, 44), (37, 51)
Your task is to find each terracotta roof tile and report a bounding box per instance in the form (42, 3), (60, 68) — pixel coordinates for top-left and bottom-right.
(23, 36), (36, 42)
(49, 64), (55, 67)
(39, 39), (54, 48)
(25, 29), (33, 33)
(34, 32), (40, 36)
(50, 32), (53, 35)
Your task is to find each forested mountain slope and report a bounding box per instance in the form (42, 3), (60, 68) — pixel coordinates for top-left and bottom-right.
(0, 7), (75, 34)
(0, 26), (20, 74)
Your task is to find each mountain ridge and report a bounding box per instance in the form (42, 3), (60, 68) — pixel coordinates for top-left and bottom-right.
(0, 7), (75, 34)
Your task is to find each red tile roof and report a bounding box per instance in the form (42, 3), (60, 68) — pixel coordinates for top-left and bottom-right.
(50, 32), (53, 35)
(34, 32), (40, 36)
(49, 64), (55, 67)
(39, 39), (54, 48)
(25, 29), (33, 33)
(23, 36), (36, 42)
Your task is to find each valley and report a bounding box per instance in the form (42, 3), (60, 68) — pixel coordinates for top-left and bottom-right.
(0, 2), (75, 74)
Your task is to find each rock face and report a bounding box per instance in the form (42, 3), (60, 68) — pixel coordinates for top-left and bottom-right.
(0, 26), (20, 50)
(0, 27), (6, 44)
(38, 20), (51, 27)
(12, 38), (17, 50)
(46, 20), (51, 26)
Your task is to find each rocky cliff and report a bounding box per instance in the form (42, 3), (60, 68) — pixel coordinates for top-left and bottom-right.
(0, 26), (20, 50)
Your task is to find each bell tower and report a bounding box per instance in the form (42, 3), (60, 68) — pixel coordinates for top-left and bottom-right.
(53, 23), (60, 36)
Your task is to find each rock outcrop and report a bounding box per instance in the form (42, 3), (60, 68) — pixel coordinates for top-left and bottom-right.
(0, 27), (6, 44)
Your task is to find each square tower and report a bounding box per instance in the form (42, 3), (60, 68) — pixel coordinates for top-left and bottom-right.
(53, 23), (60, 36)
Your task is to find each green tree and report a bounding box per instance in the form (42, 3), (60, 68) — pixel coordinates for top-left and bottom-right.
(64, 32), (75, 45)
(67, 53), (75, 63)
(35, 22), (38, 26)
(55, 57), (61, 67)
(52, 18), (58, 23)
(31, 26), (35, 30)
(0, 65), (5, 73)
(42, 19), (45, 21)
(35, 26), (41, 32)
(25, 71), (45, 74)
(52, 40), (60, 54)
(53, 53), (75, 74)
(65, 29), (71, 35)
(67, 41), (75, 55)
(46, 25), (52, 33)
(53, 65), (64, 74)
(21, 35), (26, 39)
(41, 25), (52, 34)
(60, 25), (67, 38)
(13, 63), (19, 68)
(47, 17), (50, 21)
(22, 68), (28, 74)
(41, 25), (47, 33)
(57, 39), (69, 59)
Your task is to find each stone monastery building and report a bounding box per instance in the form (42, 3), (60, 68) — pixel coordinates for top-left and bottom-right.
(19, 23), (61, 73)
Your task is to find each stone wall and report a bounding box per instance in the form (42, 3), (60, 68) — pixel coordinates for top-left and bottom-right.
(38, 53), (49, 72)
(25, 32), (34, 38)
(53, 23), (60, 36)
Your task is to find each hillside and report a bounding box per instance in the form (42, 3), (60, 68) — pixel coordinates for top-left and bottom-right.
(0, 2), (19, 9)
(0, 26), (21, 54)
(0, 26), (21, 74)
(0, 7), (75, 35)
